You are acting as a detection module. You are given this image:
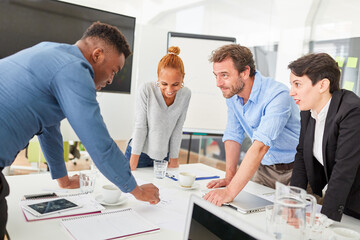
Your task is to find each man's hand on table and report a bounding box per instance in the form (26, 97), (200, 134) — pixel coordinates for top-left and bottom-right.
(206, 177), (231, 189)
(56, 174), (80, 189)
(131, 183), (160, 204)
(203, 187), (236, 206)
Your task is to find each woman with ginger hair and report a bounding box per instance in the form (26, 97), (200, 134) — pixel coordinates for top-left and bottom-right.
(125, 46), (191, 170)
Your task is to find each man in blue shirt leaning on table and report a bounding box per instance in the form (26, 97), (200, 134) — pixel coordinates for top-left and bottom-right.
(204, 44), (300, 206)
(0, 22), (160, 239)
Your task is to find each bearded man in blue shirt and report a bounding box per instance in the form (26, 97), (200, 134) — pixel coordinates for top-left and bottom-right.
(0, 22), (159, 239)
(204, 44), (300, 206)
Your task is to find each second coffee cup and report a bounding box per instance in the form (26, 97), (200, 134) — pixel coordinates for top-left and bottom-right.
(179, 172), (196, 188)
(102, 184), (122, 204)
(328, 227), (360, 240)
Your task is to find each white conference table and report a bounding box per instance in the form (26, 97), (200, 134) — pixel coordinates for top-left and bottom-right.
(5, 163), (360, 240)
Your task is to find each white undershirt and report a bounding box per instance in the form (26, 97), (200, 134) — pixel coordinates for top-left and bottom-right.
(310, 98), (332, 166)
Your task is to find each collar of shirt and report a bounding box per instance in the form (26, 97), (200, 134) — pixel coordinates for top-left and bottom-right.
(236, 71), (260, 105)
(310, 97), (332, 122)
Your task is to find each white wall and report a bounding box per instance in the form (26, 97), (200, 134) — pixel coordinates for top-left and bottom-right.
(58, 0), (360, 140)
(311, 0), (360, 41)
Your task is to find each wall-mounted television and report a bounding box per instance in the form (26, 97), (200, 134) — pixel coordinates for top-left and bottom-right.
(0, 0), (135, 93)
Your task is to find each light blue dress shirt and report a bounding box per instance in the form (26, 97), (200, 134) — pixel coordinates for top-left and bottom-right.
(0, 42), (136, 192)
(223, 71), (300, 165)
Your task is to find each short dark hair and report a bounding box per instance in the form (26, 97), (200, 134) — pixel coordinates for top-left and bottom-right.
(209, 44), (256, 77)
(82, 21), (131, 58)
(288, 53), (340, 93)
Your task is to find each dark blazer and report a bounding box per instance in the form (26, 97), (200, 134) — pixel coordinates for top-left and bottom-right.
(291, 90), (360, 221)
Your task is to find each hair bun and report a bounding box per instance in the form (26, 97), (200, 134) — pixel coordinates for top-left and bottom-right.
(168, 46), (180, 55)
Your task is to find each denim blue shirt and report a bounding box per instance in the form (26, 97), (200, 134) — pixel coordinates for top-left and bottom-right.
(223, 71), (300, 165)
(0, 42), (136, 192)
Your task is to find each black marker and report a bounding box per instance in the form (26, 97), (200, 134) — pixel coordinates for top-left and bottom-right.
(23, 192), (57, 200)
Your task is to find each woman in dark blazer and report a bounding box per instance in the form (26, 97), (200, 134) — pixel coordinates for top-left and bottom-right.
(288, 53), (360, 221)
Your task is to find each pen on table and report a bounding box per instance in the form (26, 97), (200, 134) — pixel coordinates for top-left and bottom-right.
(166, 173), (220, 181)
(195, 176), (220, 181)
(166, 173), (178, 181)
(23, 192), (58, 200)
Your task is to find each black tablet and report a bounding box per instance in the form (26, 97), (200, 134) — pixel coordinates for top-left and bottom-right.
(23, 198), (81, 217)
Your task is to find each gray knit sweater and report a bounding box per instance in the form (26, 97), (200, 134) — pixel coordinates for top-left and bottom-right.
(130, 82), (191, 159)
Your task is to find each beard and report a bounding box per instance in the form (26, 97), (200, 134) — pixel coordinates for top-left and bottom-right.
(222, 79), (245, 98)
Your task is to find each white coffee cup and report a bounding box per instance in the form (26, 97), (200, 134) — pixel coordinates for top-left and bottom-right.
(101, 185), (121, 204)
(329, 227), (360, 240)
(179, 172), (196, 188)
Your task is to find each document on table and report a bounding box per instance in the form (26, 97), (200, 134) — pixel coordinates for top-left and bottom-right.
(20, 193), (105, 221)
(61, 208), (160, 240)
(131, 187), (189, 233)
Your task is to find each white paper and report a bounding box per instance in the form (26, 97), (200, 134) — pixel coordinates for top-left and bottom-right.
(61, 208), (159, 240)
(132, 187), (189, 233)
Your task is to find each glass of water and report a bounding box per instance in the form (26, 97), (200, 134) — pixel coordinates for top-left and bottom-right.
(153, 160), (168, 179)
(79, 170), (97, 193)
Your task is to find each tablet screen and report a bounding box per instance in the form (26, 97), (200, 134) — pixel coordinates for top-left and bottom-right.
(27, 198), (78, 215)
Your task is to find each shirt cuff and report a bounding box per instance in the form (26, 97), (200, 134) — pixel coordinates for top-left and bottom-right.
(252, 131), (273, 148)
(49, 162), (68, 179)
(115, 174), (137, 193)
(131, 148), (142, 156)
(222, 134), (243, 144)
(169, 149), (179, 159)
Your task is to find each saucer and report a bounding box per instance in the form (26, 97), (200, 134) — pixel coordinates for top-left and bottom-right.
(95, 194), (127, 206)
(178, 182), (200, 190)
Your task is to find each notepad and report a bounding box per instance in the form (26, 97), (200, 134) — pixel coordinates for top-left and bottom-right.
(61, 208), (160, 240)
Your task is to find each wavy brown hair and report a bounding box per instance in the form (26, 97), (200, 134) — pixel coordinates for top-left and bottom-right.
(209, 44), (255, 77)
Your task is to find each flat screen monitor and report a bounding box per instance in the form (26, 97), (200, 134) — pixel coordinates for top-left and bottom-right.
(0, 0), (135, 93)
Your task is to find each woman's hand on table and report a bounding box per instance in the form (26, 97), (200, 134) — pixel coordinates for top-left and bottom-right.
(168, 158), (179, 168)
(130, 154), (140, 171)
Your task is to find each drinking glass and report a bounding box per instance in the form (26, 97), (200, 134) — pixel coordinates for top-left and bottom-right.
(153, 160), (168, 179)
(79, 170), (97, 193)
